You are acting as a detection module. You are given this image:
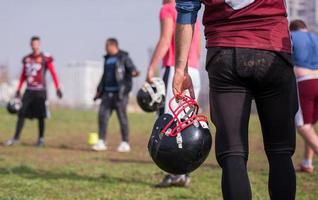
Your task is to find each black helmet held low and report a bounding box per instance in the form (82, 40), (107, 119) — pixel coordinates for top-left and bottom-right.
(137, 78), (165, 112)
(7, 98), (22, 114)
(148, 95), (212, 174)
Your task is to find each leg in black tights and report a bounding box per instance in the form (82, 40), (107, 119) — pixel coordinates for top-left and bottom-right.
(211, 90), (253, 200)
(38, 118), (45, 139)
(13, 117), (25, 140)
(267, 153), (296, 200)
(207, 47), (297, 200)
(221, 156), (252, 200)
(254, 59), (298, 200)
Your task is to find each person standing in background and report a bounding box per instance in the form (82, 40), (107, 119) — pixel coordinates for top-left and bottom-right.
(5, 36), (63, 147)
(291, 20), (318, 173)
(146, 0), (202, 187)
(93, 38), (140, 152)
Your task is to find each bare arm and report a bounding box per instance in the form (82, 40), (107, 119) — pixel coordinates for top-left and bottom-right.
(197, 30), (202, 59)
(175, 24), (195, 74)
(146, 18), (174, 82)
(172, 0), (201, 98)
(47, 60), (63, 99)
(173, 24), (195, 97)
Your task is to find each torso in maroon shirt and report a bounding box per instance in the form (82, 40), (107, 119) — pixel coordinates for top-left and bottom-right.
(22, 53), (53, 90)
(202, 0), (291, 53)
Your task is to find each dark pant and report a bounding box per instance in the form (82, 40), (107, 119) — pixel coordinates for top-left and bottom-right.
(98, 92), (129, 142)
(207, 48), (298, 200)
(14, 90), (47, 140)
(19, 90), (47, 119)
(14, 117), (45, 140)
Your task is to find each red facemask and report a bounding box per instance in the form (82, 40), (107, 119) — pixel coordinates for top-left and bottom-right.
(161, 94), (208, 137)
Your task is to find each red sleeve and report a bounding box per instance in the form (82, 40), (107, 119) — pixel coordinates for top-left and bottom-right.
(47, 60), (60, 89)
(17, 62), (26, 91)
(160, 5), (173, 21)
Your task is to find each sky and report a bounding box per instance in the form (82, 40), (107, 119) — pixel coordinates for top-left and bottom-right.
(0, 0), (164, 78)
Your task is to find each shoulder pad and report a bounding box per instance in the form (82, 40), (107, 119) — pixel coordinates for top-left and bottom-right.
(22, 54), (31, 63)
(42, 52), (54, 62)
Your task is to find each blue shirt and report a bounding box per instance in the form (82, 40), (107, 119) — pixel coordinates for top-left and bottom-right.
(176, 0), (201, 24)
(291, 31), (318, 70)
(104, 56), (119, 92)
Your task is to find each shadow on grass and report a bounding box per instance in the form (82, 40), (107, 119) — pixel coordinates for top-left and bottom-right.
(17, 143), (92, 152)
(109, 158), (153, 165)
(51, 144), (91, 152)
(109, 158), (219, 170)
(0, 165), (150, 186)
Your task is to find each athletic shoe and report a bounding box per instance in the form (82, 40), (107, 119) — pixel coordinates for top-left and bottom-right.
(36, 138), (45, 147)
(92, 140), (107, 151)
(296, 164), (314, 173)
(4, 138), (19, 146)
(117, 141), (131, 152)
(155, 174), (191, 188)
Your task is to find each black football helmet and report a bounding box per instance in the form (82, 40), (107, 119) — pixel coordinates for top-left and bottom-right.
(7, 98), (22, 114)
(148, 95), (212, 174)
(137, 78), (165, 112)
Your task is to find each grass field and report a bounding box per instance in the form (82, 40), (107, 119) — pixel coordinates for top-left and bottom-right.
(0, 107), (317, 200)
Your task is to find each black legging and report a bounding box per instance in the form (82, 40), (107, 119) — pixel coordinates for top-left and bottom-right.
(221, 154), (296, 200)
(38, 118), (45, 139)
(207, 47), (298, 200)
(14, 117), (45, 140)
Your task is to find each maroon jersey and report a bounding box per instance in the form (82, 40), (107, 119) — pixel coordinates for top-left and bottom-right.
(18, 52), (60, 91)
(203, 0), (291, 53)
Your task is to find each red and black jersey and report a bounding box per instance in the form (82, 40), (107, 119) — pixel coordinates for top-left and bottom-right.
(18, 52), (60, 91)
(202, 0), (291, 53)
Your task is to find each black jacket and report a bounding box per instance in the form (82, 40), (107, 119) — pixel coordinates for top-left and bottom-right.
(97, 50), (138, 98)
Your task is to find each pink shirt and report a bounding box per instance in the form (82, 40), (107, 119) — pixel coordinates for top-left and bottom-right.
(160, 3), (201, 68)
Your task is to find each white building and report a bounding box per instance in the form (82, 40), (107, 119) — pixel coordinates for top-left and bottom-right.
(48, 60), (142, 111)
(287, 0), (318, 30)
(48, 61), (103, 108)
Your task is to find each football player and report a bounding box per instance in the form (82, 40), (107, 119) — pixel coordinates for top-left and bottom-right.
(5, 36), (62, 147)
(173, 0), (297, 199)
(146, 0), (202, 187)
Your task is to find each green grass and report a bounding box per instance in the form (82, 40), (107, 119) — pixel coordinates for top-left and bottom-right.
(0, 108), (317, 200)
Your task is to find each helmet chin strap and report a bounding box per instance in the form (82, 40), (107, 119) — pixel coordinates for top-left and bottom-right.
(176, 133), (183, 149)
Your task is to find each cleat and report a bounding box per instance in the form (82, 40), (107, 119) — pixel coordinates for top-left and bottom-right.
(117, 141), (130, 153)
(92, 140), (107, 151)
(155, 174), (191, 188)
(4, 138), (19, 146)
(36, 138), (45, 147)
